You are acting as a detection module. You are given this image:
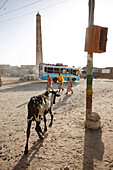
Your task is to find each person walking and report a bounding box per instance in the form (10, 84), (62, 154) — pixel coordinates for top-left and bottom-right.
(46, 75), (53, 91)
(58, 73), (64, 92)
(65, 77), (73, 94)
(0, 75), (3, 87)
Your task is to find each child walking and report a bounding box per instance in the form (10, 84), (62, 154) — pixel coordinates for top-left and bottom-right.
(46, 75), (53, 91)
(65, 77), (73, 94)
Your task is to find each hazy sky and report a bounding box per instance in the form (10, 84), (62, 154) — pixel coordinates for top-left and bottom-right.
(0, 0), (113, 68)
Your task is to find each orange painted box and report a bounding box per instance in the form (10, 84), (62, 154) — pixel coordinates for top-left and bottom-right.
(85, 25), (108, 53)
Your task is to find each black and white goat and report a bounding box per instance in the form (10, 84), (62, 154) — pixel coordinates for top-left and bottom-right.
(24, 90), (60, 154)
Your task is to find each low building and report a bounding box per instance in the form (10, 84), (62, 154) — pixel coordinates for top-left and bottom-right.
(94, 67), (113, 79)
(81, 67), (113, 79)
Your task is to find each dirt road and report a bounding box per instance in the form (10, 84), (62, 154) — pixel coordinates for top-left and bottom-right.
(0, 78), (113, 169)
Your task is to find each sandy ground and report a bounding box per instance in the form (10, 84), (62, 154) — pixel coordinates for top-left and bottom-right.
(0, 78), (113, 170)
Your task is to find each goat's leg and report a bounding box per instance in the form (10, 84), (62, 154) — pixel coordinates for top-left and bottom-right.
(35, 121), (44, 139)
(24, 120), (32, 154)
(44, 112), (47, 132)
(49, 107), (53, 127)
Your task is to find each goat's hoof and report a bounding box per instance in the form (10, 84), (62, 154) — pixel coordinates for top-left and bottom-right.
(44, 128), (47, 133)
(39, 136), (44, 140)
(24, 149), (28, 155)
(49, 124), (52, 127)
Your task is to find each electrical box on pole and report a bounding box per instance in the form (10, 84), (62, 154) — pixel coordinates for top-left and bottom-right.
(85, 25), (108, 53)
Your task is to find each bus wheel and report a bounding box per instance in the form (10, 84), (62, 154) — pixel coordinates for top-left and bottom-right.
(72, 78), (76, 81)
(53, 77), (58, 83)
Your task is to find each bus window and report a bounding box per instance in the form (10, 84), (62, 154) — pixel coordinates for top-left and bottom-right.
(44, 67), (47, 72)
(48, 67), (53, 73)
(61, 68), (64, 73)
(62, 69), (66, 74)
(73, 70), (77, 75)
(54, 68), (60, 73)
(67, 69), (71, 74)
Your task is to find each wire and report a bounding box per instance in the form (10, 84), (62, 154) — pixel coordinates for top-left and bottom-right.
(40, 0), (70, 11)
(0, 0), (42, 16)
(0, 11), (35, 23)
(0, 0), (8, 10)
(0, 0), (71, 23)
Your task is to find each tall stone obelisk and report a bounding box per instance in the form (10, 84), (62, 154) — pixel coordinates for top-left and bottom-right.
(36, 12), (43, 76)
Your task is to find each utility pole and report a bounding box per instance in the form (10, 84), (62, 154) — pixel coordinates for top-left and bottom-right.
(85, 0), (107, 129)
(86, 0), (95, 117)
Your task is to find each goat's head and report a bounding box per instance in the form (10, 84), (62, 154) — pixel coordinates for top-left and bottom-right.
(49, 90), (60, 104)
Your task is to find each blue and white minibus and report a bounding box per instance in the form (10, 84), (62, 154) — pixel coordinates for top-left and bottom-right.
(39, 63), (80, 83)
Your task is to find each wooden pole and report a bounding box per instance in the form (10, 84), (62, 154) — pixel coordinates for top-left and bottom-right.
(86, 0), (95, 118)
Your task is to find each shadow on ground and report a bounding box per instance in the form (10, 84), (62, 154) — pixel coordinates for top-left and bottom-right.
(12, 133), (48, 170)
(0, 82), (47, 92)
(83, 128), (104, 170)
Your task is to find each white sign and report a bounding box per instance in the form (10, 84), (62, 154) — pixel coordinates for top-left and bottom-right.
(102, 69), (110, 73)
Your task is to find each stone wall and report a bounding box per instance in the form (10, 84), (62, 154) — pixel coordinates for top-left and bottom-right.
(0, 65), (37, 77)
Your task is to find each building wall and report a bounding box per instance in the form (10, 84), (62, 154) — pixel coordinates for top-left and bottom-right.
(81, 67), (113, 79)
(94, 67), (113, 79)
(0, 65), (11, 76)
(0, 65), (36, 77)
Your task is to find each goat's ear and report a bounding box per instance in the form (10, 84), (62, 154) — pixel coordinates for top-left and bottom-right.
(44, 91), (49, 96)
(56, 94), (60, 97)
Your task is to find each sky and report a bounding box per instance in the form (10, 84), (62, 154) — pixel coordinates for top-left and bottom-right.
(0, 0), (113, 68)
